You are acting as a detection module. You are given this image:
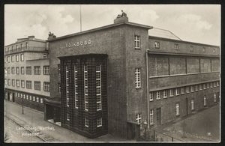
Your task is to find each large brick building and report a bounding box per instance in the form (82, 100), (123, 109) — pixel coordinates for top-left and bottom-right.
(4, 36), (50, 111)
(44, 13), (220, 139)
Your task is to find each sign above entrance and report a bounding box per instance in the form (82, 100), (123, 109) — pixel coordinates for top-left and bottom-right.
(58, 39), (92, 49)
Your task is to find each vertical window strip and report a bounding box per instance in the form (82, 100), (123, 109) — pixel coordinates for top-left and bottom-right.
(150, 109), (154, 125)
(74, 65), (78, 109)
(84, 65), (88, 111)
(96, 65), (102, 111)
(135, 68), (141, 88)
(66, 66), (69, 107)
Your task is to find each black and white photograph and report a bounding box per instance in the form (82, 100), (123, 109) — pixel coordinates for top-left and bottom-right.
(4, 4), (221, 143)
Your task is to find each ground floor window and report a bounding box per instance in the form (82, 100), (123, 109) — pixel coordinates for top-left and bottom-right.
(176, 103), (180, 116)
(204, 96), (207, 106)
(214, 93), (217, 102)
(136, 113), (142, 124)
(67, 113), (70, 121)
(191, 99), (195, 110)
(85, 118), (89, 127)
(150, 109), (154, 125)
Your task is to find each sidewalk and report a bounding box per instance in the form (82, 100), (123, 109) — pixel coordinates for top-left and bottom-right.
(4, 100), (128, 143)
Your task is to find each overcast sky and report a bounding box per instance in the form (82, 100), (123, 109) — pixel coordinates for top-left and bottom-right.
(5, 5), (220, 46)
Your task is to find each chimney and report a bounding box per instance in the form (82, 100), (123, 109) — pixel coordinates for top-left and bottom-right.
(114, 10), (129, 24)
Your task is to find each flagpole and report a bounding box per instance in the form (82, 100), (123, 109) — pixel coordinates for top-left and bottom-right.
(80, 5), (82, 32)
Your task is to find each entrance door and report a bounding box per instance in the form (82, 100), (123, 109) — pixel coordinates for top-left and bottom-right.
(186, 98), (188, 116)
(156, 108), (161, 125)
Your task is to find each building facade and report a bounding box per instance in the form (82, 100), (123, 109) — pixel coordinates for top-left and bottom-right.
(45, 13), (220, 139)
(4, 36), (50, 111)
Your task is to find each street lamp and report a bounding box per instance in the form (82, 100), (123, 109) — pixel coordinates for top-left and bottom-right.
(22, 95), (24, 114)
(143, 120), (148, 140)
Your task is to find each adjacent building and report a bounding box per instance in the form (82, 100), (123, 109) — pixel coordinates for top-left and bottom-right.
(4, 36), (50, 111)
(44, 13), (220, 139)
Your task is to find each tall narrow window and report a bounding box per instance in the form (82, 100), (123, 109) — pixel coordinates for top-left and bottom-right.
(26, 42), (28, 49)
(97, 118), (102, 127)
(156, 91), (160, 100)
(26, 66), (32, 75)
(96, 65), (102, 111)
(199, 84), (202, 90)
(43, 66), (50, 75)
(74, 65), (78, 109)
(67, 113), (70, 121)
(163, 90), (167, 98)
(191, 99), (195, 110)
(21, 67), (24, 75)
(21, 53), (24, 61)
(66, 66), (69, 107)
(195, 85), (198, 91)
(150, 92), (154, 101)
(186, 86), (190, 93)
(204, 96), (207, 106)
(170, 89), (174, 97)
(150, 109), (154, 125)
(135, 68), (141, 88)
(43, 82), (50, 92)
(176, 103), (180, 116)
(214, 93), (217, 102)
(16, 80), (20, 87)
(134, 35), (140, 49)
(85, 118), (89, 127)
(191, 86), (194, 92)
(34, 66), (41, 75)
(180, 87), (185, 94)
(136, 113), (141, 125)
(58, 64), (61, 82)
(84, 65), (88, 111)
(16, 67), (19, 75)
(175, 88), (179, 95)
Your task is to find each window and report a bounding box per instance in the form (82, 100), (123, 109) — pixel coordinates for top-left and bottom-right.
(84, 65), (88, 111)
(43, 66), (50, 75)
(58, 64), (61, 82)
(150, 109), (154, 125)
(36, 97), (39, 102)
(26, 95), (29, 100)
(20, 54), (24, 61)
(21, 67), (25, 75)
(16, 67), (19, 75)
(175, 44), (179, 50)
(7, 67), (10, 74)
(44, 82), (50, 92)
(96, 65), (102, 111)
(186, 86), (190, 93)
(175, 88), (180, 96)
(12, 79), (15, 87)
(40, 98), (43, 103)
(191, 99), (195, 110)
(150, 92), (154, 101)
(67, 113), (70, 121)
(66, 97), (69, 107)
(195, 85), (198, 91)
(214, 82), (217, 87)
(18, 93), (20, 98)
(217, 81), (219, 87)
(26, 66), (32, 75)
(43, 53), (48, 58)
(203, 84), (206, 89)
(16, 80), (20, 87)
(58, 83), (61, 93)
(11, 67), (15, 74)
(204, 96), (207, 106)
(97, 118), (102, 127)
(21, 80), (25, 88)
(214, 93), (217, 102)
(176, 103), (180, 116)
(136, 113), (141, 125)
(163, 90), (167, 98)
(16, 55), (19, 62)
(26, 42), (28, 49)
(190, 86), (194, 92)
(5, 79), (7, 86)
(33, 96), (35, 101)
(34, 66), (41, 75)
(135, 68), (141, 88)
(154, 41), (160, 49)
(8, 79), (11, 86)
(7, 56), (10, 63)
(180, 87), (185, 94)
(156, 91), (160, 99)
(30, 96), (32, 101)
(199, 84), (202, 90)
(34, 81), (41, 90)
(11, 55), (14, 62)
(210, 82), (213, 88)
(169, 89), (174, 97)
(134, 35), (140, 49)
(26, 81), (32, 89)
(85, 118), (89, 127)
(207, 83), (210, 88)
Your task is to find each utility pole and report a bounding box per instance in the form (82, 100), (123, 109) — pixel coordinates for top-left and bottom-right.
(80, 5), (82, 32)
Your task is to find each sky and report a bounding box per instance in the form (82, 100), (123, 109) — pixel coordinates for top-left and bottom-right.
(5, 5), (221, 46)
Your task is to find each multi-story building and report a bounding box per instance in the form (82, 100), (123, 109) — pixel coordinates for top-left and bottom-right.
(44, 12), (220, 139)
(4, 36), (50, 111)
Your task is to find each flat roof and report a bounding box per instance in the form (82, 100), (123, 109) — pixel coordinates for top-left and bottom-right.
(48, 22), (152, 42)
